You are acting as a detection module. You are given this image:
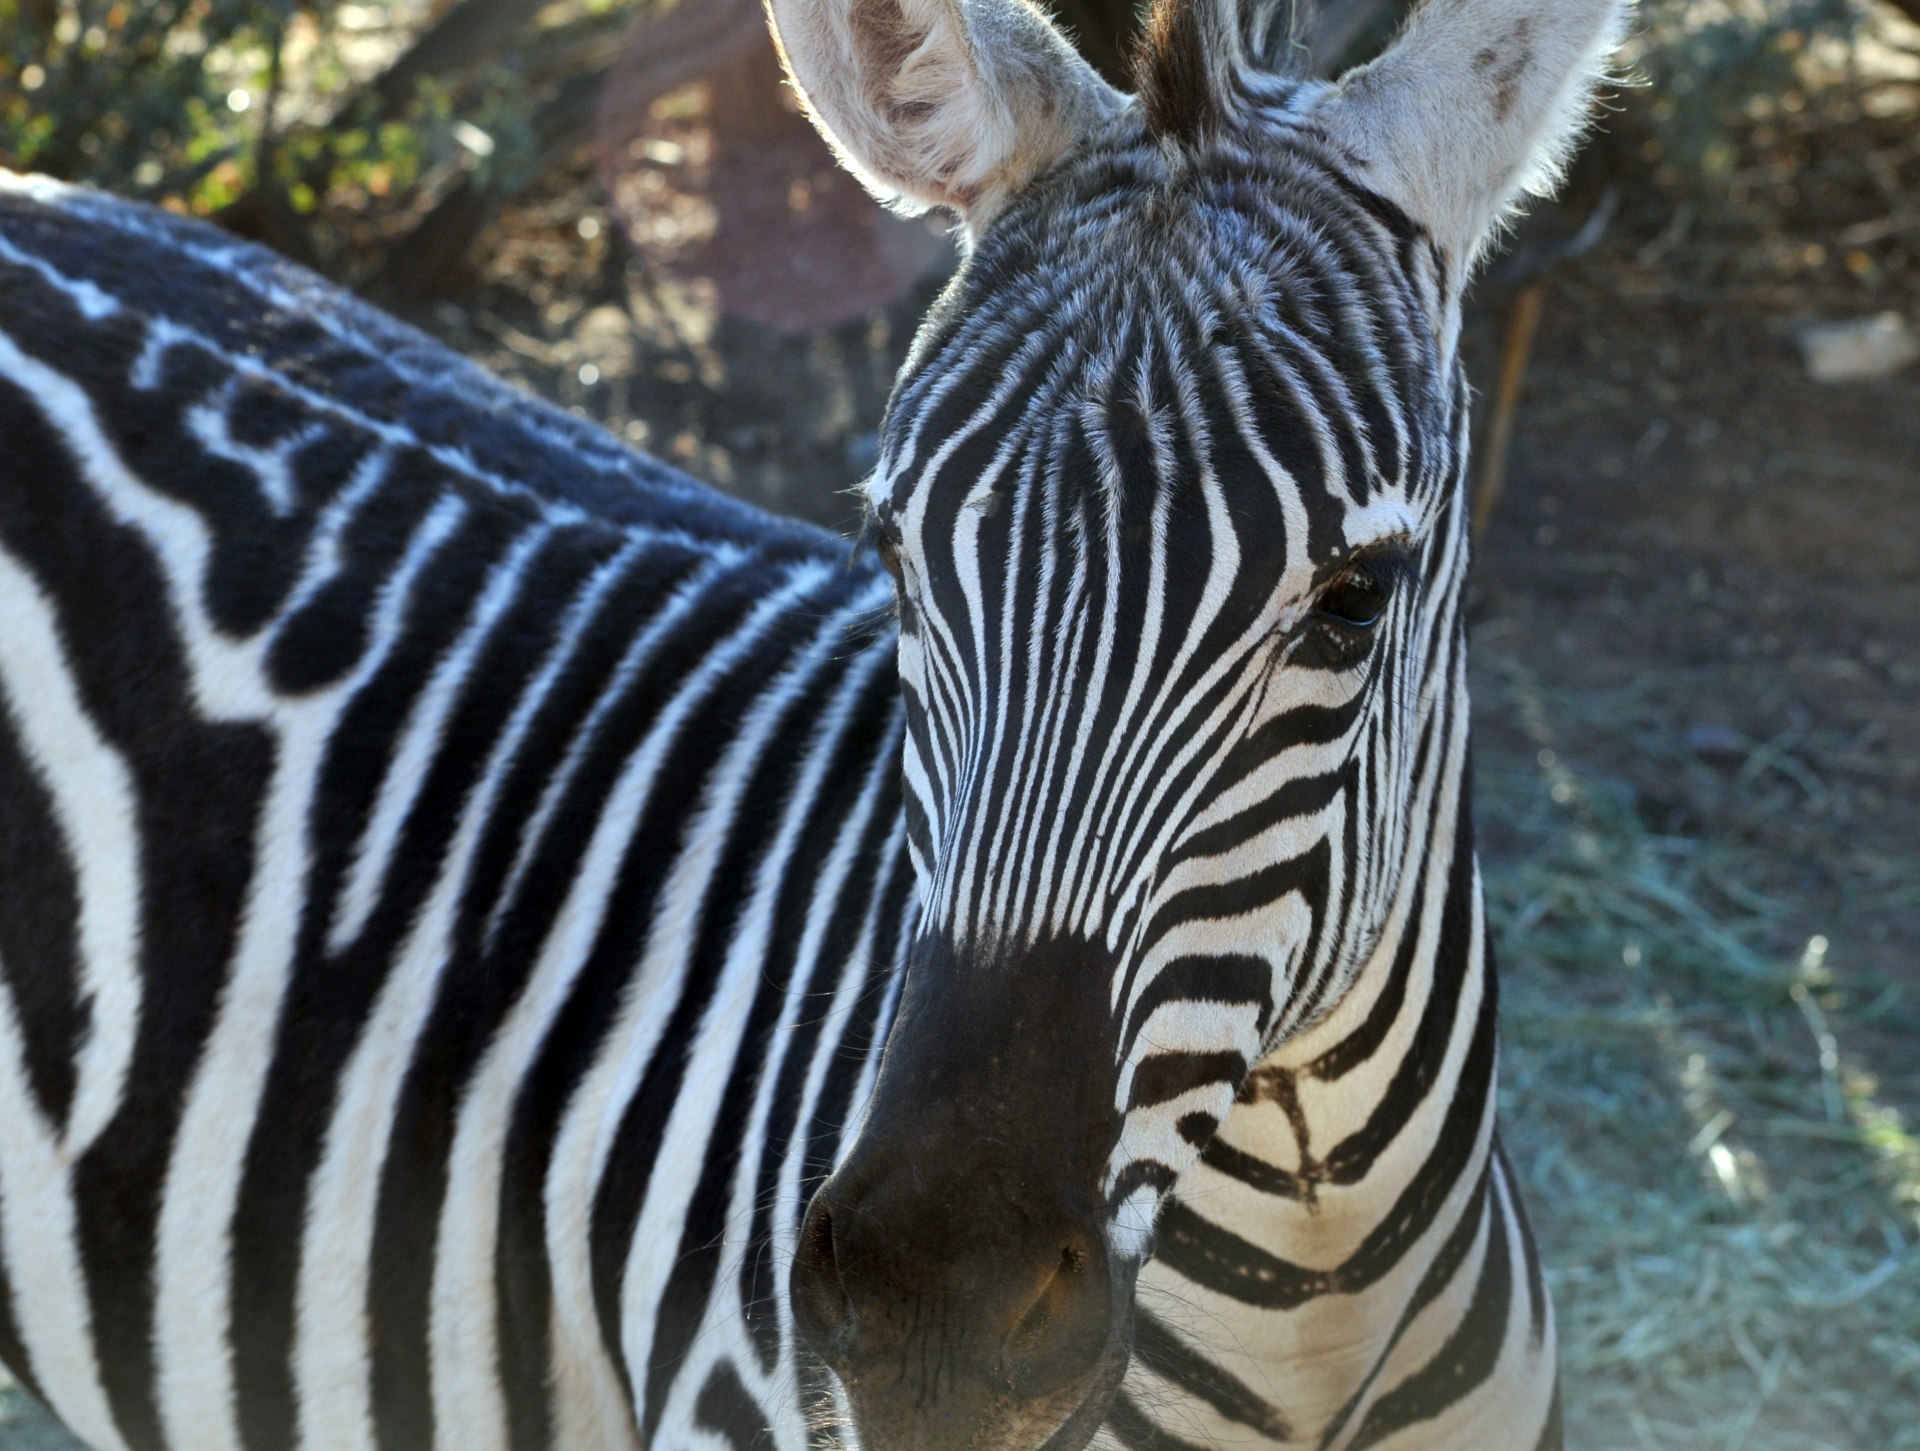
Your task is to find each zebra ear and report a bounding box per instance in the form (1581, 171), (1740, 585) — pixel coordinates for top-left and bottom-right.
(1313, 0), (1631, 270)
(767, 0), (1125, 227)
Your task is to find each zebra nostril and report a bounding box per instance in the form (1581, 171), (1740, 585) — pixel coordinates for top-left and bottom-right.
(1008, 1243), (1082, 1340)
(791, 1196), (855, 1359)
(1000, 1236), (1104, 1395)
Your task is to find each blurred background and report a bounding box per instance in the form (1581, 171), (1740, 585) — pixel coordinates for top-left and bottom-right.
(1, 0), (1917, 1446)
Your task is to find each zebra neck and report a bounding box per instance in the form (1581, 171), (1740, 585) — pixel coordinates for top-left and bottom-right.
(1253, 720), (1493, 1241)
(1129, 695), (1543, 1446)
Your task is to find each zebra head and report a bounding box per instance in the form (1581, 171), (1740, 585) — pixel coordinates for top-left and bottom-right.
(775, 0), (1626, 1445)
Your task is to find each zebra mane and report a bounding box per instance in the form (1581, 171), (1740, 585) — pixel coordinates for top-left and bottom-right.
(1132, 0), (1313, 141)
(0, 170), (835, 556)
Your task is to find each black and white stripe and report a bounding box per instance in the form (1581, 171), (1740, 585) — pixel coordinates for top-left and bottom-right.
(859, 99), (1556, 1447)
(0, 176), (910, 1451)
(868, 96), (1471, 1238)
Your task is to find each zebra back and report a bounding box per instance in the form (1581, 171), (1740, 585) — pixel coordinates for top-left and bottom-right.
(0, 172), (913, 1451)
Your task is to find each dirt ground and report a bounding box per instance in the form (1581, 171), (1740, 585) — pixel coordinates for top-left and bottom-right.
(1477, 256), (1919, 998)
(1471, 249), (1920, 1446)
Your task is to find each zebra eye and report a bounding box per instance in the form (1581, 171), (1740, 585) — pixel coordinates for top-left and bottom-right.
(1316, 570), (1392, 629)
(874, 534), (904, 586)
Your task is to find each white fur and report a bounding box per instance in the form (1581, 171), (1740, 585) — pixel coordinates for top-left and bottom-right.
(1314, 0), (1633, 271)
(537, 565), (835, 1441)
(613, 596), (871, 1423)
(626, 619), (890, 1447)
(326, 522), (553, 954)
(479, 552), (744, 952)
(185, 379), (320, 516)
(0, 322), (313, 1451)
(291, 496), (470, 1451)
(421, 536), (646, 1451)
(766, 0), (1125, 227)
(771, 0), (1628, 260)
(0, 547), (143, 1161)
(0, 953), (132, 1451)
(0, 221), (119, 320)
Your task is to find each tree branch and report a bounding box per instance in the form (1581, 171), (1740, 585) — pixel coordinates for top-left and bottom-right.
(368, 0), (558, 115)
(368, 62), (611, 300)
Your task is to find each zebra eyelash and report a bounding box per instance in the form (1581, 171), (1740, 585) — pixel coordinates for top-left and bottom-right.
(854, 506), (905, 588)
(1315, 542), (1422, 606)
(1270, 544), (1421, 675)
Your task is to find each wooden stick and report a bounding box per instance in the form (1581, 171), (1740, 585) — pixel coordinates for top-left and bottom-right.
(1472, 278), (1547, 542)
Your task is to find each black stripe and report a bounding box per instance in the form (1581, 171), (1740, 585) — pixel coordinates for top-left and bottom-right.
(1498, 1136), (1551, 1348)
(1128, 1051), (1248, 1111)
(584, 600), (841, 1417)
(1120, 953), (1274, 1064)
(367, 528), (591, 1451)
(740, 726), (906, 1370)
(1107, 1388), (1221, 1451)
(1308, 836), (1428, 1083)
(644, 650), (879, 1425)
(1532, 1379), (1565, 1451)
(1133, 1311), (1292, 1440)
(1156, 945), (1498, 1308)
(1199, 1133), (1309, 1201)
(0, 712), (83, 1128)
(1317, 1162), (1494, 1448)
(0, 186), (835, 554)
(0, 355), (282, 1451)
(1348, 1170), (1513, 1449)
(1318, 789), (1477, 1186)
(693, 1361), (776, 1451)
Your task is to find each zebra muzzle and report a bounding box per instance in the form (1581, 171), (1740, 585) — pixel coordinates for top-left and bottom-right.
(793, 1177), (1129, 1451)
(790, 937), (1134, 1450)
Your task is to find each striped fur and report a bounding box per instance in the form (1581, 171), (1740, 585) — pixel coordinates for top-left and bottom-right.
(0, 176), (910, 1451)
(0, 0), (1626, 1446)
(857, 98), (1558, 1450)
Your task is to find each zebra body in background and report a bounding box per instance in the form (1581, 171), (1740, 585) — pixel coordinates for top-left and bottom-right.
(0, 172), (912, 1451)
(0, 0), (1630, 1447)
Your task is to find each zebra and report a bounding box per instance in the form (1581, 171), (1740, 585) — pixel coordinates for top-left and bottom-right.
(0, 0), (1630, 1445)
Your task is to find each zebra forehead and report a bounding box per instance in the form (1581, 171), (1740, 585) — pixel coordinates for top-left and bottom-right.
(982, 124), (1440, 320)
(866, 131), (1458, 546)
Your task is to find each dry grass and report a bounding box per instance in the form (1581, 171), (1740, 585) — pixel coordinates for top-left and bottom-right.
(1479, 651), (1920, 1450)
